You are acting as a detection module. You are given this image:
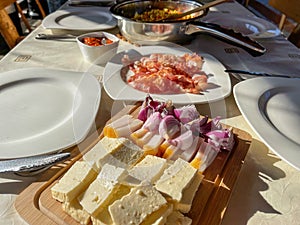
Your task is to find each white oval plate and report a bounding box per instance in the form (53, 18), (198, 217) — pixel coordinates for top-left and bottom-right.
(103, 45), (231, 104)
(234, 77), (300, 170)
(42, 7), (116, 31)
(0, 68), (101, 159)
(203, 15), (281, 39)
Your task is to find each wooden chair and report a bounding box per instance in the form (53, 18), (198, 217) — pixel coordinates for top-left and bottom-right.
(269, 0), (300, 47)
(0, 0), (32, 49)
(243, 0), (250, 7)
(35, 0), (47, 18)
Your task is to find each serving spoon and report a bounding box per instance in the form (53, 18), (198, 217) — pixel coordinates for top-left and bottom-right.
(158, 0), (232, 22)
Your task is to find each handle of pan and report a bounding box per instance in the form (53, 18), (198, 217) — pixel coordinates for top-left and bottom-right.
(184, 21), (266, 57)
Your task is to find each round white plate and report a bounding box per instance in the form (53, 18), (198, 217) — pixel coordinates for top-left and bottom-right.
(0, 68), (101, 159)
(42, 7), (116, 31)
(103, 45), (231, 104)
(203, 15), (281, 39)
(234, 77), (300, 170)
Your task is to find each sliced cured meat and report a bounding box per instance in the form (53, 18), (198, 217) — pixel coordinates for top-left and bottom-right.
(123, 53), (208, 95)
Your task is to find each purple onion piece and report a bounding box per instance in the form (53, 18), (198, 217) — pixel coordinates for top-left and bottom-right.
(142, 112), (162, 133)
(159, 115), (181, 140)
(173, 105), (200, 124)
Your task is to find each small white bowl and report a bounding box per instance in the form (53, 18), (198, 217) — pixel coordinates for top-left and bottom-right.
(76, 32), (119, 65)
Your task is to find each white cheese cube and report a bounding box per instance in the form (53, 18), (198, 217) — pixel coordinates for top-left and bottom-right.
(155, 158), (197, 202)
(100, 136), (128, 152)
(78, 177), (115, 216)
(83, 137), (144, 172)
(109, 139), (144, 167)
(109, 184), (169, 225)
(83, 136), (129, 172)
(128, 155), (168, 184)
(165, 211), (192, 225)
(175, 172), (203, 213)
(152, 204), (174, 225)
(97, 164), (128, 182)
(78, 164), (127, 216)
(51, 161), (97, 202)
(62, 199), (90, 225)
(91, 184), (131, 225)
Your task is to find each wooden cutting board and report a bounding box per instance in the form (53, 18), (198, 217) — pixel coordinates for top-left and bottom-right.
(15, 103), (252, 225)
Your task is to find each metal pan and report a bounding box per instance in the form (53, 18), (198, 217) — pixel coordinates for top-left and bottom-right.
(110, 0), (266, 56)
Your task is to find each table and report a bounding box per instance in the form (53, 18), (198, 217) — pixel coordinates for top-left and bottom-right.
(1, 1), (300, 225)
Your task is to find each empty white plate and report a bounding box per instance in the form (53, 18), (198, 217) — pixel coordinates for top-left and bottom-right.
(234, 77), (300, 170)
(42, 7), (117, 31)
(204, 15), (280, 39)
(0, 68), (101, 159)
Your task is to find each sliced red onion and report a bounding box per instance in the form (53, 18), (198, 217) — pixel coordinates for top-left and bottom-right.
(200, 116), (222, 134)
(186, 116), (225, 137)
(159, 115), (181, 140)
(137, 95), (236, 172)
(138, 95), (166, 121)
(137, 107), (150, 122)
(142, 112), (162, 133)
(180, 136), (201, 162)
(174, 105), (200, 124)
(168, 130), (194, 150)
(187, 116), (209, 136)
(206, 128), (235, 151)
(197, 141), (220, 172)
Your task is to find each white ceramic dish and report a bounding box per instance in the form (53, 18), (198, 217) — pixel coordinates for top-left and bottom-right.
(234, 77), (300, 170)
(203, 15), (281, 39)
(42, 7), (116, 31)
(0, 68), (101, 159)
(76, 32), (119, 65)
(103, 45), (231, 104)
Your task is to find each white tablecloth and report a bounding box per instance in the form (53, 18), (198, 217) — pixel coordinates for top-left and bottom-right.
(0, 1), (300, 225)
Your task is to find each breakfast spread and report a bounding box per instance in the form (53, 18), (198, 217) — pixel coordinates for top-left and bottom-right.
(122, 53), (209, 94)
(51, 96), (235, 224)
